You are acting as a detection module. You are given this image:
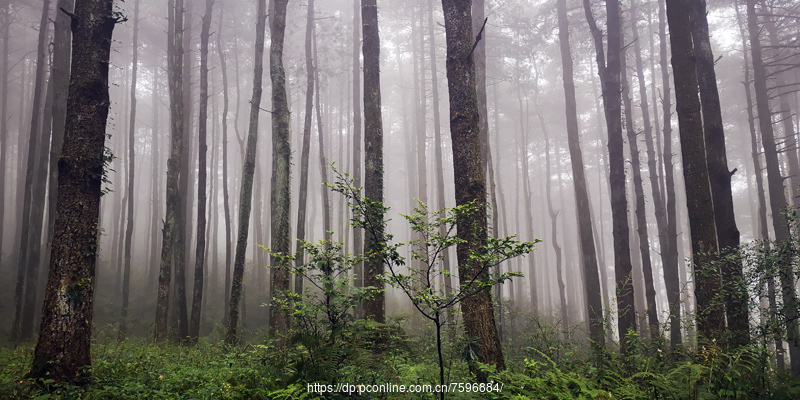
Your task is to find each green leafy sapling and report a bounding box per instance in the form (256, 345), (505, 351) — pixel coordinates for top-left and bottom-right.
(328, 166), (537, 397)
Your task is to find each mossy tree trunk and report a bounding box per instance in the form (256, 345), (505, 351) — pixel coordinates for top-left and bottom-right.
(28, 0), (116, 383)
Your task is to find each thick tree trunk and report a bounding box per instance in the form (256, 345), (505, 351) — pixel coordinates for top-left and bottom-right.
(155, 0), (186, 342)
(28, 0), (115, 383)
(689, 0), (749, 347)
(747, 0), (800, 375)
(441, 0), (504, 375)
(119, 0), (139, 342)
(583, 0), (637, 352)
(557, 0), (603, 348)
(267, 0), (291, 340)
(226, 0), (267, 345)
(189, 0), (213, 344)
(666, 0), (724, 343)
(361, 0), (385, 323)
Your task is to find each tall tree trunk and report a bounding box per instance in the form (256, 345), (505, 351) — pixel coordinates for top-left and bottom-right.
(0, 1), (9, 265)
(12, 0), (50, 344)
(217, 8), (233, 322)
(557, 0), (603, 348)
(313, 23), (331, 243)
(119, 0), (140, 342)
(362, 0), (385, 323)
(666, 0), (724, 343)
(429, 0), (451, 299)
(441, 0), (505, 376)
(544, 128), (567, 333)
(267, 0), (291, 340)
(621, 33), (659, 341)
(148, 70), (161, 288)
(28, 0), (115, 383)
(735, 0), (783, 370)
(583, 0), (637, 352)
(226, 0), (267, 345)
(352, 0), (364, 318)
(658, 0), (682, 348)
(189, 0), (213, 344)
(295, 0), (314, 295)
(690, 0), (749, 348)
(747, 0), (800, 375)
(155, 0), (186, 342)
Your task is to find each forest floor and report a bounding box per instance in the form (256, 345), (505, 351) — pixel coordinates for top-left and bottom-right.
(2, 319), (800, 399)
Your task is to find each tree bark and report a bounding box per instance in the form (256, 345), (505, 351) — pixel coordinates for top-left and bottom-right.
(227, 0), (267, 345)
(313, 22), (331, 243)
(557, 0), (603, 348)
(441, 0), (505, 375)
(28, 0), (115, 383)
(352, 0), (364, 319)
(217, 8), (233, 323)
(362, 0), (385, 323)
(267, 0), (291, 340)
(0, 1), (9, 266)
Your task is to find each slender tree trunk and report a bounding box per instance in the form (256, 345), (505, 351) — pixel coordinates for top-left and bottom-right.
(148, 70), (161, 288)
(362, 0), (385, 322)
(313, 23), (331, 242)
(188, 0), (213, 344)
(295, 0), (314, 295)
(747, 0), (800, 375)
(28, 0), (115, 383)
(441, 0), (505, 376)
(583, 0), (637, 352)
(119, 0), (140, 342)
(429, 0), (451, 299)
(267, 0), (291, 340)
(621, 34), (659, 340)
(155, 0), (186, 341)
(658, 0), (682, 349)
(226, 0), (267, 345)
(557, 0), (603, 348)
(12, 0), (50, 344)
(216, 8), (233, 323)
(0, 1), (9, 265)
(352, 0), (364, 318)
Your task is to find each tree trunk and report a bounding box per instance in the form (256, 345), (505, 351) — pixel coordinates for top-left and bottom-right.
(666, 0), (724, 343)
(689, 0), (749, 348)
(148, 69), (161, 288)
(0, 1), (9, 266)
(583, 0), (637, 352)
(313, 22), (331, 243)
(621, 32), (659, 341)
(189, 0), (213, 344)
(295, 0), (314, 295)
(747, 0), (800, 375)
(362, 0), (385, 323)
(429, 0), (451, 299)
(119, 0), (140, 342)
(557, 0), (603, 348)
(658, 0), (682, 349)
(226, 0), (267, 345)
(155, 0), (186, 342)
(217, 8), (233, 323)
(28, 0), (115, 383)
(267, 0), (291, 340)
(441, 0), (505, 375)
(12, 0), (50, 344)
(352, 0), (364, 319)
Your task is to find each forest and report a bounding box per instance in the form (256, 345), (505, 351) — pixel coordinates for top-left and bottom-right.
(1, 0), (800, 398)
